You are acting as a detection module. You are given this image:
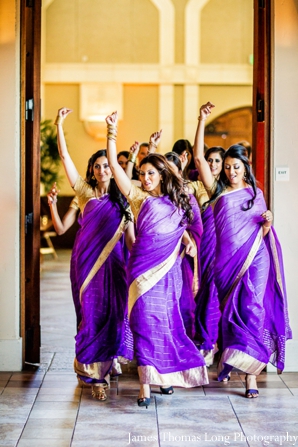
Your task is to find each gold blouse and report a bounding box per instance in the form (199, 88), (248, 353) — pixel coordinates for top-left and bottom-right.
(126, 184), (150, 221)
(73, 176), (97, 213)
(69, 195), (79, 211)
(190, 180), (209, 209)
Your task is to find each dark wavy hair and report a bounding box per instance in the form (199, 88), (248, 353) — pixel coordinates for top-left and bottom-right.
(86, 149), (132, 221)
(117, 150), (129, 159)
(139, 153), (193, 224)
(202, 145), (257, 211)
(164, 151), (183, 173)
(204, 146), (225, 162)
(172, 139), (196, 175)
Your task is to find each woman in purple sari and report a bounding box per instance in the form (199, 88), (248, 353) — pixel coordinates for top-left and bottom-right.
(54, 107), (134, 401)
(188, 147), (225, 366)
(193, 102), (292, 398)
(105, 112), (208, 408)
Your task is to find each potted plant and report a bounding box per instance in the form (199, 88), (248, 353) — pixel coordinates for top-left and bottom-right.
(40, 119), (61, 194)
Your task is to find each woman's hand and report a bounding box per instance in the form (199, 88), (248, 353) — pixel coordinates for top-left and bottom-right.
(261, 210), (273, 226)
(149, 130), (162, 151)
(47, 182), (59, 206)
(105, 111), (118, 126)
(130, 141), (140, 156)
(185, 241), (197, 258)
(198, 101), (215, 121)
(57, 107), (73, 120)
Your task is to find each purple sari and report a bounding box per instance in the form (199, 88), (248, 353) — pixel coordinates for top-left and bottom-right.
(71, 195), (133, 385)
(128, 190), (208, 387)
(179, 195), (203, 340)
(195, 206), (220, 361)
(214, 187), (292, 380)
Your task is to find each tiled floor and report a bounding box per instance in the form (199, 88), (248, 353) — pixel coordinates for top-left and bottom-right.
(1, 250), (298, 447)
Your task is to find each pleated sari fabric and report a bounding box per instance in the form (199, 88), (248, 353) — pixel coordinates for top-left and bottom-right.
(71, 177), (133, 385)
(213, 187), (292, 380)
(127, 185), (208, 388)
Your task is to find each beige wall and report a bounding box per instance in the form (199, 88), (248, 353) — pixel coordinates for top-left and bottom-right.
(0, 0), (22, 370)
(43, 83), (159, 195)
(46, 0), (159, 64)
(199, 85), (253, 121)
(270, 0), (298, 371)
(201, 0), (253, 64)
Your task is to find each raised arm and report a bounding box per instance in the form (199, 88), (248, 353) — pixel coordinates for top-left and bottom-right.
(54, 107), (79, 187)
(193, 102), (215, 190)
(47, 183), (78, 235)
(148, 130), (162, 154)
(105, 112), (132, 197)
(126, 141), (140, 180)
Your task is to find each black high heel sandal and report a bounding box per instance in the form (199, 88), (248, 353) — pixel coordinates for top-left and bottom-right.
(137, 397), (150, 408)
(160, 386), (174, 395)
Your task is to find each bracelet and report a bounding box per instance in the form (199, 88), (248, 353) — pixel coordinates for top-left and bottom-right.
(149, 141), (157, 148)
(128, 153), (137, 164)
(54, 115), (64, 125)
(48, 199), (57, 206)
(198, 117), (206, 121)
(107, 135), (117, 142)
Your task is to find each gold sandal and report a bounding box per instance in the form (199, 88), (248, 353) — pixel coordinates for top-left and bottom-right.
(91, 386), (107, 401)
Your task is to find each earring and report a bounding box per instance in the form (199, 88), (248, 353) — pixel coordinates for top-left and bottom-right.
(244, 172), (247, 180)
(92, 175), (95, 180)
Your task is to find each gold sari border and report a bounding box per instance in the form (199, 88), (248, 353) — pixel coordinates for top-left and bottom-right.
(220, 227), (263, 311)
(128, 237), (182, 317)
(269, 229), (284, 297)
(74, 358), (112, 386)
(218, 348), (266, 376)
(190, 233), (199, 298)
(79, 216), (127, 302)
(137, 364), (209, 387)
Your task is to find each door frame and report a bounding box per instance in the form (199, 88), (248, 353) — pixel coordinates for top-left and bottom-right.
(20, 0), (42, 364)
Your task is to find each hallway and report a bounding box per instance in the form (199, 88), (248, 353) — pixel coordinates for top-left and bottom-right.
(0, 250), (297, 447)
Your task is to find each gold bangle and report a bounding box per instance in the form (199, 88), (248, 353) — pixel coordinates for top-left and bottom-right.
(107, 136), (117, 142)
(128, 154), (137, 164)
(107, 124), (117, 131)
(54, 116), (64, 125)
(149, 141), (157, 148)
(198, 117), (206, 121)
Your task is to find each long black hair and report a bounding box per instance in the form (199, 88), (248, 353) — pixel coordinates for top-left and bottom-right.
(204, 146), (225, 162)
(86, 149), (132, 222)
(139, 153), (193, 224)
(164, 151), (183, 173)
(202, 145), (257, 211)
(172, 139), (196, 176)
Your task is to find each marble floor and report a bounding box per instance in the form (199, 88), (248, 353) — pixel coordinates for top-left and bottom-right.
(0, 250), (298, 447)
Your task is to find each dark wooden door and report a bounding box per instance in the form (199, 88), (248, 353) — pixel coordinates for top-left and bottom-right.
(252, 0), (271, 205)
(20, 0), (42, 364)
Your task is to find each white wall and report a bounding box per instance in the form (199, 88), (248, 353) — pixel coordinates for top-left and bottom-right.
(271, 0), (298, 371)
(0, 0), (22, 370)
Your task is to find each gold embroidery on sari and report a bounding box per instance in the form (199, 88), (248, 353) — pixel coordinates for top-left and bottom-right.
(128, 237), (182, 317)
(137, 364), (209, 387)
(190, 234), (199, 298)
(218, 348), (266, 376)
(268, 229), (284, 297)
(79, 216), (127, 302)
(74, 358), (111, 385)
(220, 227), (263, 311)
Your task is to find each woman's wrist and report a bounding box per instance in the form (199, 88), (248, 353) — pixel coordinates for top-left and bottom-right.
(198, 117), (206, 121)
(128, 153), (137, 164)
(149, 141), (157, 148)
(54, 115), (64, 126)
(107, 124), (117, 142)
